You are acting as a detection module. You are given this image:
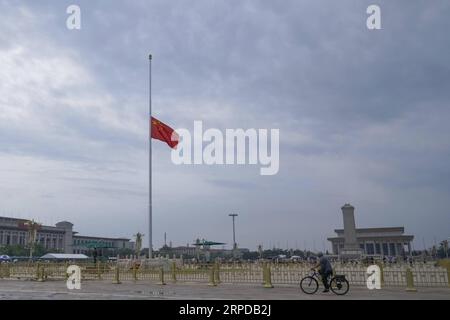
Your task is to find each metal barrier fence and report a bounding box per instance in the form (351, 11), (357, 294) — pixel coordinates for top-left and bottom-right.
(0, 261), (449, 288)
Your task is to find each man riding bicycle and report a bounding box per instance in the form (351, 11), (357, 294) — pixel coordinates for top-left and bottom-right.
(312, 252), (333, 293)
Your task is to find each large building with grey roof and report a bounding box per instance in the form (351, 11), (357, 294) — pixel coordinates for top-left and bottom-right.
(328, 204), (414, 257)
(0, 216), (134, 256)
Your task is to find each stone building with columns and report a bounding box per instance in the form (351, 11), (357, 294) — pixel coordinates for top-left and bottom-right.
(328, 204), (414, 258)
(0, 216), (134, 255)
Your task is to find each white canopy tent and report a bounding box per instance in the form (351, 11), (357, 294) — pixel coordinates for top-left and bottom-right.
(40, 253), (88, 260)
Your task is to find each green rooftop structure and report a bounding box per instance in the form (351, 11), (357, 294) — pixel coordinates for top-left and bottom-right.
(191, 239), (226, 262)
(84, 241), (113, 249)
(192, 239), (226, 247)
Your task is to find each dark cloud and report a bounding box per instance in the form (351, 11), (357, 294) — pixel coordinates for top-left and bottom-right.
(1, 0), (449, 249)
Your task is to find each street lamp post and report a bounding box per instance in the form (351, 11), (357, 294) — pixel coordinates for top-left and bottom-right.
(229, 214), (238, 257)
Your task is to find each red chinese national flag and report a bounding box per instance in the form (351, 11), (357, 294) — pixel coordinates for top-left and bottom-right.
(151, 116), (179, 149)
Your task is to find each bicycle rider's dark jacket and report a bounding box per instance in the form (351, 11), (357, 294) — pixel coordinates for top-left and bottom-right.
(319, 257), (333, 273)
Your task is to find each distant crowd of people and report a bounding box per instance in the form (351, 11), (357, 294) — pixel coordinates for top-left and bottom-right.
(190, 255), (431, 267)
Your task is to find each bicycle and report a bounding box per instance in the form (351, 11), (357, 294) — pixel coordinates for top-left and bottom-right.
(300, 269), (350, 295)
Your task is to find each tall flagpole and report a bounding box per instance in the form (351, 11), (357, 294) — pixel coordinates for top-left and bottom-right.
(148, 54), (153, 259)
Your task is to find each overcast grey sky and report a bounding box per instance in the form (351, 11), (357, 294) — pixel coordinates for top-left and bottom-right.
(1, 0), (449, 251)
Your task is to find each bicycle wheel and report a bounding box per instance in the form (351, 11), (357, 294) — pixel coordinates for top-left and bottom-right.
(329, 277), (350, 295)
(300, 276), (319, 294)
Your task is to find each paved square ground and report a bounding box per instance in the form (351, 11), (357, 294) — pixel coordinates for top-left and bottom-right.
(0, 280), (449, 299)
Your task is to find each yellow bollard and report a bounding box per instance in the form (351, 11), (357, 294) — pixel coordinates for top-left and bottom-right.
(405, 268), (417, 292)
(436, 260), (450, 288)
(37, 265), (45, 282)
(171, 262), (177, 283)
(262, 264), (267, 286)
(132, 263), (138, 282)
(158, 267), (166, 285)
(264, 264), (273, 288)
(446, 266), (450, 288)
(0, 264), (10, 279)
(35, 262), (40, 280)
(208, 266), (217, 286)
(214, 263), (221, 284)
(377, 262), (385, 288)
(97, 261), (102, 280)
(43, 264), (48, 280)
(65, 262), (69, 280)
(112, 265), (121, 284)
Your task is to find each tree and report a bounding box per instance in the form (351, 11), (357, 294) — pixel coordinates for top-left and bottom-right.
(0, 245), (28, 256)
(134, 233), (143, 258)
(33, 243), (49, 257)
(23, 219), (41, 259)
(242, 251), (259, 260)
(438, 240), (449, 259)
(117, 248), (134, 258)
